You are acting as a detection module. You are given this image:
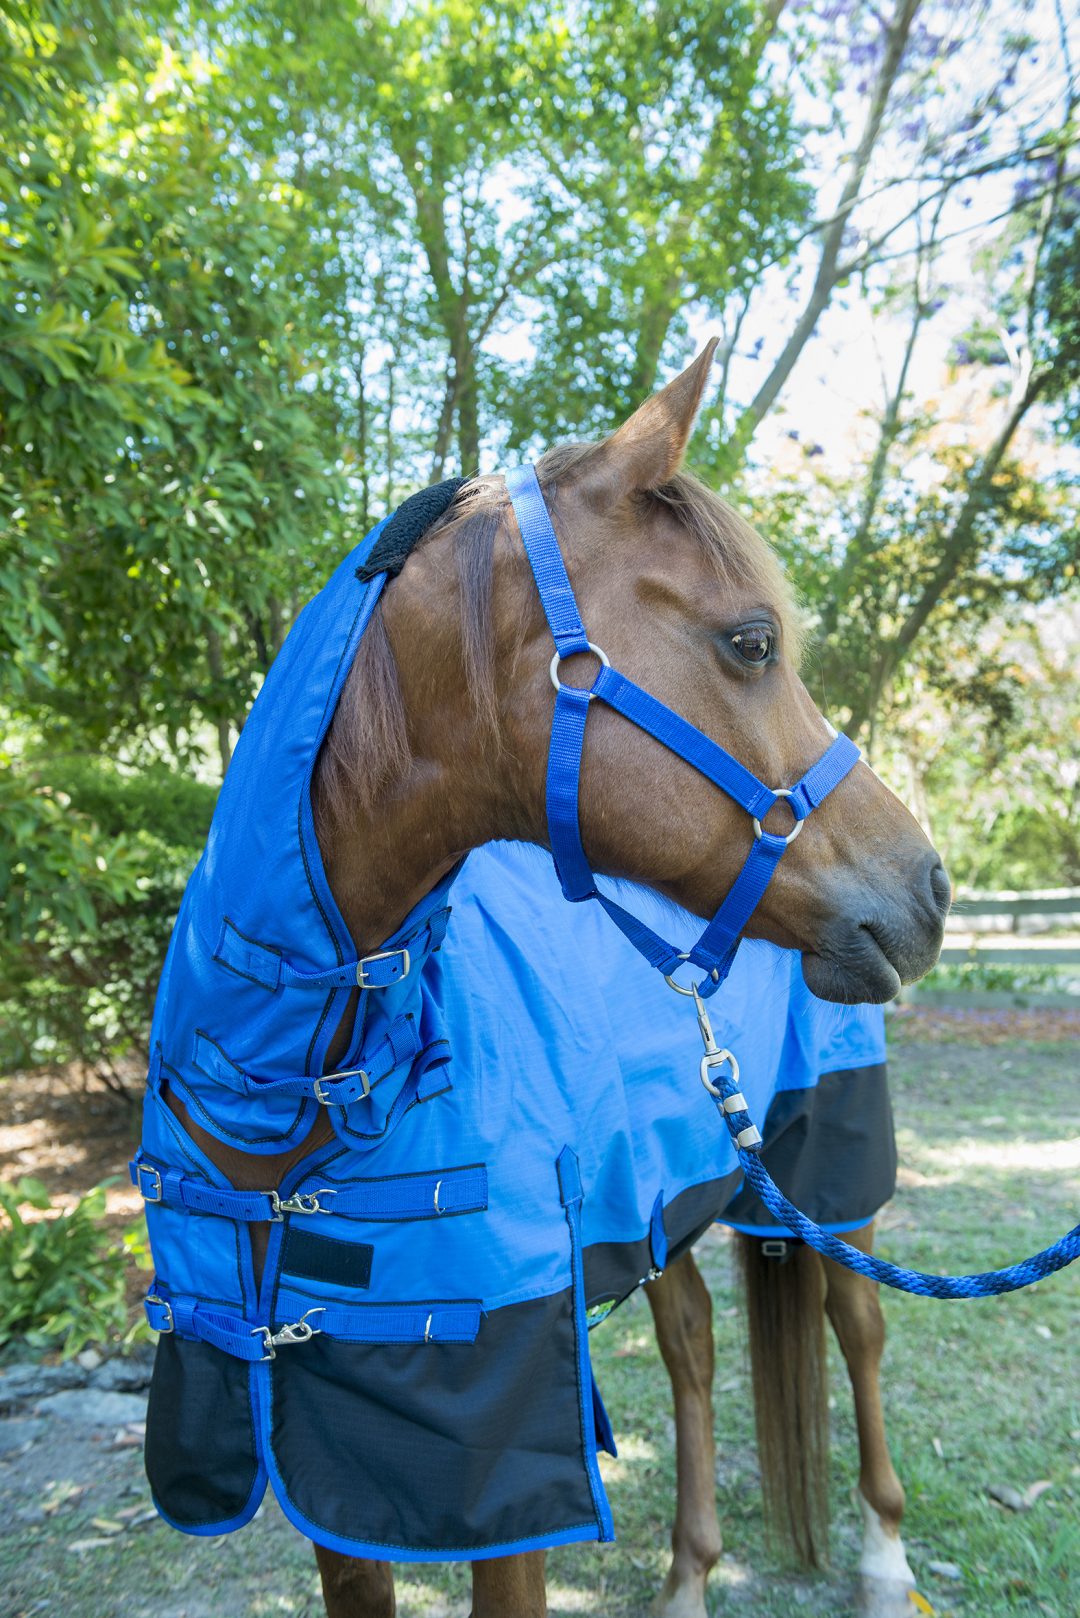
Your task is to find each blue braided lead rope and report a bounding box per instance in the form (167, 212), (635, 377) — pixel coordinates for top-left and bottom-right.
(710, 1065), (1080, 1299)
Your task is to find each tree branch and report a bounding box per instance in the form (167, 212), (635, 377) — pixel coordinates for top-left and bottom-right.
(732, 0), (923, 452)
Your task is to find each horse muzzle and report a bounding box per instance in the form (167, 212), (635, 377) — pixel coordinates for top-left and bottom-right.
(800, 856), (951, 1005)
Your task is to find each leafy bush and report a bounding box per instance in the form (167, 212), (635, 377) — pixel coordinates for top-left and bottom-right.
(0, 753), (216, 1089)
(0, 1177), (149, 1356)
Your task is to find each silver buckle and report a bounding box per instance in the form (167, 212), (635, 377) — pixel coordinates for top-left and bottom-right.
(146, 1293), (174, 1333)
(251, 1308), (325, 1362)
(137, 1164), (163, 1204)
(356, 947), (410, 988)
(752, 787), (803, 845)
(312, 1068), (370, 1104)
(268, 1188), (333, 1221)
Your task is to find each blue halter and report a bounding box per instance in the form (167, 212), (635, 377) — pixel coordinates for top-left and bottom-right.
(507, 464), (1080, 1300)
(505, 463), (860, 999)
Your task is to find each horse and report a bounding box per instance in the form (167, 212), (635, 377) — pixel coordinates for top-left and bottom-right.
(138, 339), (949, 1617)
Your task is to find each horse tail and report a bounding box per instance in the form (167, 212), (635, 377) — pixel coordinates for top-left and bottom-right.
(736, 1232), (830, 1568)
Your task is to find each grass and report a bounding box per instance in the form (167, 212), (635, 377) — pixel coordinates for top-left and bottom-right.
(1, 1032), (1076, 1617)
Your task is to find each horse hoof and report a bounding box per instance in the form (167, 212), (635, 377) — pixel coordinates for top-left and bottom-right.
(856, 1574), (919, 1618)
(651, 1573), (710, 1618)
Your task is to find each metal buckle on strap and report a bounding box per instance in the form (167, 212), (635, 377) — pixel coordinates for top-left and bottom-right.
(313, 1067), (370, 1104)
(268, 1188), (333, 1221)
(252, 1308), (325, 1362)
(136, 1164), (163, 1204)
(146, 1293), (174, 1333)
(356, 947), (411, 988)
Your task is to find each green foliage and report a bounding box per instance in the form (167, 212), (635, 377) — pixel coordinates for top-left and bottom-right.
(0, 1177), (148, 1356)
(0, 751), (216, 1083)
(917, 960), (1078, 997)
(0, 3), (348, 755)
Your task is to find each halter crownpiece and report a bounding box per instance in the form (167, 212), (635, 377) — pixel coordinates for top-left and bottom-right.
(505, 463), (860, 1000)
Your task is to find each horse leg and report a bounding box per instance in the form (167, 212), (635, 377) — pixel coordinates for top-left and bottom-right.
(471, 1551), (548, 1617)
(822, 1221), (914, 1618)
(646, 1251), (722, 1618)
(314, 1546), (396, 1617)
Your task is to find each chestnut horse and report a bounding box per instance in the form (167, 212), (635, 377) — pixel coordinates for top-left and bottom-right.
(164, 341), (948, 1616)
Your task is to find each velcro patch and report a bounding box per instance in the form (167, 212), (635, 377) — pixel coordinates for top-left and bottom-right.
(281, 1225), (373, 1290)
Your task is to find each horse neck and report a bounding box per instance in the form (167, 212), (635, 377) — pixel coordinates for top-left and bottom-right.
(314, 543), (547, 956)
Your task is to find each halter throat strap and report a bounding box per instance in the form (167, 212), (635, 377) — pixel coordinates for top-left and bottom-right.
(504, 463), (859, 992)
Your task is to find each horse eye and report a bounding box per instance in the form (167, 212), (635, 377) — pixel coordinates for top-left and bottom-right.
(730, 625), (774, 665)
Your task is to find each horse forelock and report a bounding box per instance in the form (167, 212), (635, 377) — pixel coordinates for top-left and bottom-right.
(315, 451), (804, 840)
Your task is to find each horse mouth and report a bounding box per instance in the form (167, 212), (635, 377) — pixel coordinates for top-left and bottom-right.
(800, 929), (904, 1005)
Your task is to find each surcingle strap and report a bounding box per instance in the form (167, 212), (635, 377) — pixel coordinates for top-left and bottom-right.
(144, 1286), (482, 1356)
(357, 477), (470, 581)
(130, 1157), (489, 1223)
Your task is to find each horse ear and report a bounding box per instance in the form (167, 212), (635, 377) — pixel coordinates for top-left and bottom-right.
(579, 338), (720, 502)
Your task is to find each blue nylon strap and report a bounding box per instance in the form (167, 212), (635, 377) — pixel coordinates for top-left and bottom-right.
(192, 1015), (421, 1108)
(786, 733), (861, 819)
(130, 1157), (488, 1223)
(592, 666), (776, 819)
(505, 465), (591, 657)
(692, 833), (788, 966)
(144, 1286), (482, 1352)
(276, 910), (450, 992)
(547, 685), (594, 900)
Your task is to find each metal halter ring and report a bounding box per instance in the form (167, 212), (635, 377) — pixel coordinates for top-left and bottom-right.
(549, 642), (610, 699)
(664, 953), (721, 997)
(752, 787), (803, 845)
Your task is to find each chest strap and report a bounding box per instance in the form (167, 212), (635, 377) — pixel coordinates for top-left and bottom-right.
(144, 1286), (482, 1358)
(131, 1157), (488, 1223)
(216, 909), (450, 994)
(191, 1014), (422, 1108)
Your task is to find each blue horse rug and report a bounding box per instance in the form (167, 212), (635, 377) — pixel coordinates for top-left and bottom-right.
(136, 511), (891, 1560)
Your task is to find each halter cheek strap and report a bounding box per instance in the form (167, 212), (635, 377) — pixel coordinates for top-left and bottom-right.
(505, 463), (860, 995)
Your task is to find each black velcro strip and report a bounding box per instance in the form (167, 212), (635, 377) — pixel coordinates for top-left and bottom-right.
(356, 477), (470, 581)
(281, 1225), (373, 1289)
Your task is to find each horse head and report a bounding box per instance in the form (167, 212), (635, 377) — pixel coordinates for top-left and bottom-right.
(317, 341), (949, 1004)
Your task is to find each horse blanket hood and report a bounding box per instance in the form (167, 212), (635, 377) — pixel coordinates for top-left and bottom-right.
(137, 498), (892, 1561)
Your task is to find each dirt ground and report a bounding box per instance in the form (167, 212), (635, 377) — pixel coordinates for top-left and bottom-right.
(0, 1007), (1077, 1618)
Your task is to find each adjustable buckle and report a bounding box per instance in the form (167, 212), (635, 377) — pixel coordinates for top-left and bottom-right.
(251, 1308), (325, 1362)
(268, 1188), (333, 1221)
(136, 1163), (163, 1204)
(356, 947), (410, 988)
(146, 1293), (174, 1333)
(313, 1067), (370, 1104)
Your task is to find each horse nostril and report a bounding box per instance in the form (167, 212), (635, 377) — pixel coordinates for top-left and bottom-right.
(928, 860), (952, 917)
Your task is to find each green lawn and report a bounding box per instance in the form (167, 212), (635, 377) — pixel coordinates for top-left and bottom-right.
(1, 1034), (1076, 1617)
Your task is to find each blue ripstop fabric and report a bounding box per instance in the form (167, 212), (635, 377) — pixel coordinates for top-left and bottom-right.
(138, 488), (888, 1560)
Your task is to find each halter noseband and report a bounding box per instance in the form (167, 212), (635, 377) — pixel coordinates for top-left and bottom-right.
(505, 463), (860, 998)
